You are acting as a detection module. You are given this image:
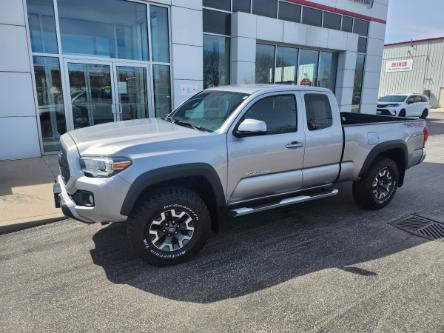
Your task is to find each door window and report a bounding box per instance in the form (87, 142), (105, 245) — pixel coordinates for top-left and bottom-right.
(407, 96), (417, 104)
(304, 94), (333, 131)
(67, 63), (114, 128)
(116, 66), (148, 121)
(33, 56), (66, 152)
(244, 95), (297, 134)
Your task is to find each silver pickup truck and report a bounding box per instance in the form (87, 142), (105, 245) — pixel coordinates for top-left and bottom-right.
(54, 85), (428, 265)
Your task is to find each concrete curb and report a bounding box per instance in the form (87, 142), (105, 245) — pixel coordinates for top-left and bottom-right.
(0, 216), (66, 235)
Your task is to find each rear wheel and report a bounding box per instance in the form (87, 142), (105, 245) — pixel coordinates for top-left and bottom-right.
(353, 158), (399, 210)
(420, 109), (429, 119)
(399, 109), (406, 117)
(127, 187), (211, 266)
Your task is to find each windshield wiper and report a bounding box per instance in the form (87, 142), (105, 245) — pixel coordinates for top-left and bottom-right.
(171, 119), (213, 133)
(163, 115), (174, 123)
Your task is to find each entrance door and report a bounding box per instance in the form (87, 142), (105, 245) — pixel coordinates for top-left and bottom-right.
(66, 61), (115, 129)
(64, 59), (150, 129)
(114, 64), (150, 121)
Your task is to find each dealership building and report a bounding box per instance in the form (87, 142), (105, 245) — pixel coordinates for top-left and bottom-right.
(379, 36), (444, 108)
(0, 0), (388, 160)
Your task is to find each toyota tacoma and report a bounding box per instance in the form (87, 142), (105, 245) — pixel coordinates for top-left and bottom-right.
(54, 85), (428, 265)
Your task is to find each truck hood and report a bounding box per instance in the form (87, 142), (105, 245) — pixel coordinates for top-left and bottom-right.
(68, 118), (209, 156)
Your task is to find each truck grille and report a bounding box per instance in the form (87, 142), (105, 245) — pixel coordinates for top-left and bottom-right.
(58, 148), (70, 183)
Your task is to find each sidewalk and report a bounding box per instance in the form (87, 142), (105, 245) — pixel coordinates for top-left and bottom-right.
(0, 156), (65, 233)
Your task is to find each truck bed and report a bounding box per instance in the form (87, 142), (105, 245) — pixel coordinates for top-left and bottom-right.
(338, 112), (426, 183)
(340, 112), (417, 126)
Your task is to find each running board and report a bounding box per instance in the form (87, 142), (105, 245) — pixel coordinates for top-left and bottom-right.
(230, 188), (339, 217)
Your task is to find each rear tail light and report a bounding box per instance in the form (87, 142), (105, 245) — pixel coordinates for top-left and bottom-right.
(423, 127), (429, 143)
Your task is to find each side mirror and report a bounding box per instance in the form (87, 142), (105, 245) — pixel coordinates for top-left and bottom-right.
(236, 118), (267, 137)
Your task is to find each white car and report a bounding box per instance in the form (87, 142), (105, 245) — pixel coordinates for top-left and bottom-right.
(377, 94), (431, 119)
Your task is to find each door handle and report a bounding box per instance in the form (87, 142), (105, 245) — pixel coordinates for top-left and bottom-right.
(285, 141), (304, 149)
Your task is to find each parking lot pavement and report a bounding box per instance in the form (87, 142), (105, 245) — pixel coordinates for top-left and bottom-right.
(1, 113), (443, 333)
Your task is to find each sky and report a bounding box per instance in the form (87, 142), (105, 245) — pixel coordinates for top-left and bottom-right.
(384, 0), (444, 43)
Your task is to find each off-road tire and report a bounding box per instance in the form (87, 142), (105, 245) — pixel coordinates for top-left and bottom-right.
(127, 187), (211, 266)
(352, 158), (399, 210)
(399, 109), (406, 117)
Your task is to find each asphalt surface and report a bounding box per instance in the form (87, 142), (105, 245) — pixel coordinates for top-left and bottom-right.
(1, 114), (444, 333)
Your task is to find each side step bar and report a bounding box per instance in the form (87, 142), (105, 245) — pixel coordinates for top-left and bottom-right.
(230, 188), (339, 217)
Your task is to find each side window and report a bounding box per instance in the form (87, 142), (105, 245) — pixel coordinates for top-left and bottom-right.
(244, 95), (297, 134)
(304, 93), (333, 131)
(407, 96), (416, 104)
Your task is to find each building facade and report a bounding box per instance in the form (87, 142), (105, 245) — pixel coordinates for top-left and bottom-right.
(379, 37), (444, 108)
(0, 0), (388, 160)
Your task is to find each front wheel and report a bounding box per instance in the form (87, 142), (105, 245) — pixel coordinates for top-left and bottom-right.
(399, 109), (406, 117)
(127, 187), (211, 266)
(353, 158), (400, 210)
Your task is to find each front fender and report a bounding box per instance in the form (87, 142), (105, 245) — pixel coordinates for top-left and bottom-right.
(120, 163), (226, 216)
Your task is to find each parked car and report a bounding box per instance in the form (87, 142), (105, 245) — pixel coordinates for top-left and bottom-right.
(377, 93), (431, 119)
(54, 85), (428, 266)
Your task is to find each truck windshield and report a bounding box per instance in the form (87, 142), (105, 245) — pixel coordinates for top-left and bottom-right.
(379, 95), (407, 102)
(166, 91), (249, 132)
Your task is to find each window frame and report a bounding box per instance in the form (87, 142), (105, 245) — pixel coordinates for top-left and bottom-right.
(234, 93), (299, 136)
(303, 92), (333, 131)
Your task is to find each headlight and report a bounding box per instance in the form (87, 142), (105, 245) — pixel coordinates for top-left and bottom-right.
(80, 157), (132, 177)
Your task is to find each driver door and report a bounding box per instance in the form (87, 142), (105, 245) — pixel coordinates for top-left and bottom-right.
(226, 93), (305, 203)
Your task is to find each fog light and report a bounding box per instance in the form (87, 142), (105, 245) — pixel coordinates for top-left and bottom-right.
(72, 191), (95, 207)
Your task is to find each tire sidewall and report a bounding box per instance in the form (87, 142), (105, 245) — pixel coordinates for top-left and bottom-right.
(128, 188), (210, 265)
(367, 159), (399, 208)
(143, 203), (203, 261)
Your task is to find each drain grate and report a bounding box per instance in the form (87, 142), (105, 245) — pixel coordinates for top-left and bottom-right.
(390, 215), (444, 240)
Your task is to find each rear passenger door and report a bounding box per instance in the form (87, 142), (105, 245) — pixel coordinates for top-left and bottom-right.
(301, 92), (343, 187)
(227, 93), (305, 203)
(405, 96), (419, 116)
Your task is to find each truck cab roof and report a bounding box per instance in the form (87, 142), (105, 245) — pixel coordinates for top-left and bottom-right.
(205, 84), (332, 96)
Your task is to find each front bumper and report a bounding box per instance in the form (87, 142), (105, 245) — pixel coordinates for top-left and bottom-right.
(53, 173), (130, 224)
(53, 175), (95, 224)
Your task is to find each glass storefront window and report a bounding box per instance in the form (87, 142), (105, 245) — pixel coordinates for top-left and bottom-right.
(275, 46), (298, 84)
(341, 16), (353, 32)
(323, 12), (341, 30)
(252, 0), (277, 19)
(203, 34), (230, 88)
(153, 65), (172, 118)
(353, 19), (369, 36)
(67, 63), (114, 128)
(255, 44), (275, 84)
(27, 0), (58, 53)
(318, 52), (338, 92)
(302, 7), (322, 27)
(203, 0), (231, 11)
(233, 0), (251, 13)
(33, 56), (66, 152)
(57, 0), (149, 60)
(150, 5), (170, 63)
(278, 1), (301, 23)
(116, 66), (148, 121)
(352, 54), (366, 112)
(203, 9), (231, 35)
(297, 49), (319, 87)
